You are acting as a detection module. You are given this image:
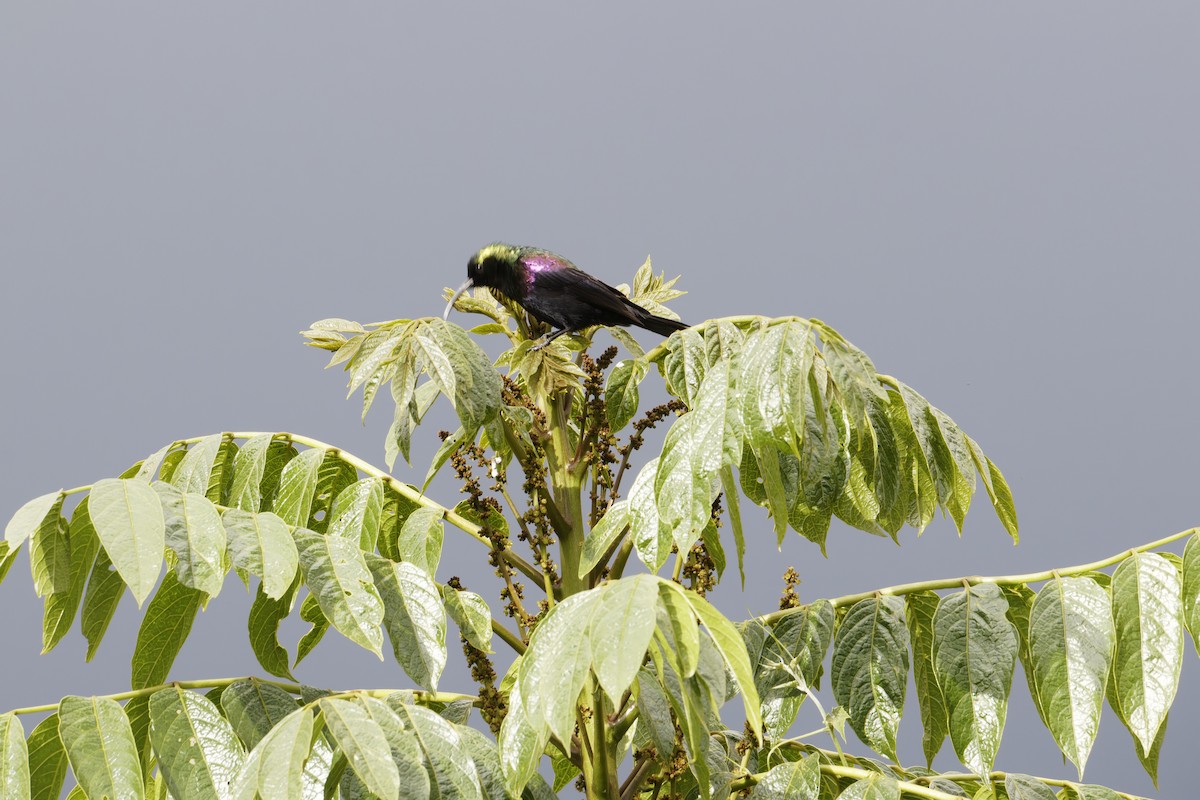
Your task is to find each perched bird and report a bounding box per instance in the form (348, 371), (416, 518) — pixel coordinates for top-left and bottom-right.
(444, 243), (689, 346)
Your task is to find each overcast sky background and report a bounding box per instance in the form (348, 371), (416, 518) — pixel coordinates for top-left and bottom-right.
(3, 4), (1199, 797)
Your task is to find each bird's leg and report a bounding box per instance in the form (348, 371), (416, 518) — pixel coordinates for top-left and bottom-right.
(531, 327), (576, 351)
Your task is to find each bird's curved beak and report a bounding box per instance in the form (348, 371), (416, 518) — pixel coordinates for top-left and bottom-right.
(443, 279), (474, 320)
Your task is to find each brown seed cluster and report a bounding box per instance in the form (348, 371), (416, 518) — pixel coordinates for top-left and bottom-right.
(779, 566), (802, 610)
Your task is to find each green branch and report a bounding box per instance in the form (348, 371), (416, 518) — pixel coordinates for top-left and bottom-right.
(4, 676), (478, 717)
(920, 772), (1151, 800)
(729, 763), (963, 800)
(761, 526), (1197, 624)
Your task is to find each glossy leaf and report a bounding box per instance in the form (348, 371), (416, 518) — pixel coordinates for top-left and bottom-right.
(229, 433), (274, 512)
(320, 698), (399, 799)
(28, 497), (68, 597)
(387, 701), (483, 800)
(149, 687), (245, 800)
(905, 591), (949, 766)
(58, 695), (144, 800)
(81, 549), (126, 660)
(89, 478), (165, 606)
(579, 500), (629, 577)
(1109, 553), (1182, 753)
(836, 772), (899, 800)
(933, 583), (1017, 776)
(1028, 576), (1114, 775)
(247, 581), (298, 680)
(27, 714), (67, 800)
(747, 752), (820, 800)
(678, 583), (763, 737)
(445, 587), (494, 654)
(42, 498), (101, 653)
(295, 530), (384, 657)
(629, 457), (669, 571)
(231, 707), (313, 800)
(1003, 773), (1057, 800)
(0, 714), (29, 800)
(396, 507), (445, 577)
(5, 492), (63, 548)
(606, 358), (648, 433)
(170, 435), (223, 496)
(154, 482), (226, 597)
(590, 575), (660, 704)
(220, 681), (299, 751)
(831, 596), (909, 761)
(367, 555), (447, 690)
(131, 571), (204, 689)
(328, 478), (385, 551)
(222, 509), (298, 601)
(1180, 533), (1200, 653)
(273, 448), (323, 528)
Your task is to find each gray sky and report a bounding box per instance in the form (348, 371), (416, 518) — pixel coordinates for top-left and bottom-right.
(2, 4), (1198, 797)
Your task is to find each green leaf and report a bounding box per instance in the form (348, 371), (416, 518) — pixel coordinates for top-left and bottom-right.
(367, 555), (447, 691)
(295, 593), (329, 666)
(229, 433), (274, 512)
(932, 583), (1018, 777)
(657, 582), (700, 678)
(831, 596), (909, 761)
(590, 575), (660, 704)
(81, 548), (126, 660)
(295, 530), (384, 657)
(153, 482), (227, 597)
(328, 478), (385, 551)
(248, 581), (299, 680)
(1181, 533), (1200, 653)
(905, 591), (949, 766)
(148, 687), (246, 800)
(170, 434), (223, 496)
(836, 772), (899, 800)
(754, 600), (835, 739)
(747, 752), (820, 799)
(387, 380), (439, 469)
(5, 491), (63, 548)
(629, 457), (669, 571)
(678, 584), (763, 738)
(131, 570), (203, 689)
(1028, 576), (1114, 776)
(0, 714), (29, 800)
(29, 497), (68, 597)
(221, 681), (299, 750)
(42, 498), (101, 654)
(387, 701), (483, 800)
(58, 695), (144, 800)
(222, 509), (299, 601)
(498, 679), (550, 798)
(0, 541), (20, 589)
(230, 707), (313, 800)
(26, 714), (67, 800)
(273, 448), (324, 528)
(1056, 786), (1123, 800)
(719, 466), (746, 587)
(259, 441), (299, 512)
(422, 319), (503, 432)
(1109, 553), (1182, 753)
(396, 507), (445, 577)
(1002, 773), (1057, 800)
(518, 591), (601, 743)
(579, 500), (629, 577)
(663, 326), (707, 407)
(319, 698), (399, 800)
(89, 478), (165, 607)
(634, 666), (676, 760)
(445, 587), (494, 654)
(967, 438), (1018, 542)
(354, 696), (430, 800)
(605, 359), (648, 432)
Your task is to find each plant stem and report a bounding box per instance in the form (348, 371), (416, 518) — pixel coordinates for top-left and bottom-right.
(5, 677), (477, 717)
(730, 764), (962, 800)
(546, 397), (588, 596)
(760, 526), (1198, 624)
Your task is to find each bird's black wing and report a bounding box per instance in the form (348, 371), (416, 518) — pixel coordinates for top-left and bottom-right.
(526, 267), (650, 328)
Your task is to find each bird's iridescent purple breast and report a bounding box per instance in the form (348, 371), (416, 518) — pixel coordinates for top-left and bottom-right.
(519, 249), (577, 285)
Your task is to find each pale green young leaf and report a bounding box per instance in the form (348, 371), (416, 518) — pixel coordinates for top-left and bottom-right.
(148, 687), (245, 800)
(58, 695), (144, 800)
(747, 752), (820, 800)
(1028, 576), (1114, 776)
(153, 482), (226, 597)
(1181, 533), (1200, 653)
(905, 591), (949, 766)
(131, 571), (203, 689)
(81, 549), (126, 660)
(445, 586), (494, 654)
(656, 581), (700, 677)
(933, 583), (1018, 777)
(42, 498), (101, 654)
(1109, 553), (1182, 753)
(230, 707), (313, 800)
(1003, 774), (1057, 800)
(579, 500), (629, 577)
(424, 318), (503, 432)
(396, 507), (444, 577)
(247, 581), (298, 680)
(228, 433), (273, 512)
(170, 434), (223, 496)
(89, 478), (165, 607)
(831, 596), (909, 761)
(295, 529), (384, 657)
(605, 359), (647, 432)
(518, 590), (601, 743)
(220, 681), (299, 751)
(629, 457), (670, 571)
(387, 701), (483, 800)
(28, 497), (68, 597)
(836, 772), (899, 800)
(0, 541), (19, 590)
(222, 509), (298, 601)
(590, 575), (660, 705)
(273, 448), (324, 528)
(386, 380), (439, 469)
(27, 713), (67, 800)
(5, 491), (63, 548)
(0, 714), (29, 800)
(678, 584), (762, 738)
(498, 679), (550, 798)
(135, 443), (175, 482)
(366, 555), (446, 690)
(328, 478), (385, 551)
(352, 696), (430, 800)
(662, 327), (707, 407)
(319, 698), (399, 799)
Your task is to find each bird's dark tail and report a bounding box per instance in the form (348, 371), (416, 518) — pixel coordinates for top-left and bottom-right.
(638, 313), (690, 337)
